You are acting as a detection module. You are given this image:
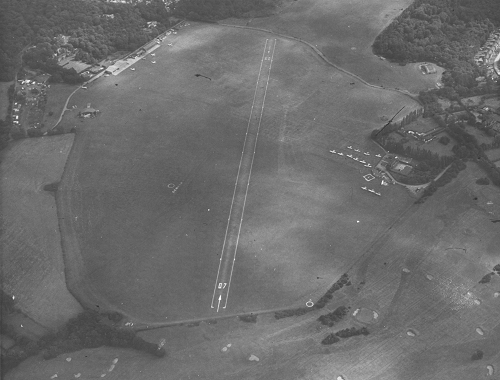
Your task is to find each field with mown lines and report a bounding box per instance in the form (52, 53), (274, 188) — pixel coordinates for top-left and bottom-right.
(0, 136), (82, 329)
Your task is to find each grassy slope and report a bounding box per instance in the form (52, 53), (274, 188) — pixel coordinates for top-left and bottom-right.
(238, 0), (443, 93)
(0, 135), (83, 329)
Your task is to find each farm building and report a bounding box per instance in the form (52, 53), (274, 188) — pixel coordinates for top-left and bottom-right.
(104, 65), (120, 75)
(392, 155), (413, 165)
(420, 63), (437, 74)
(78, 108), (99, 118)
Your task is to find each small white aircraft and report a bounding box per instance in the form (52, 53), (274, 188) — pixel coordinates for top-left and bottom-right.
(151, 53), (156, 56)
(364, 152), (370, 156)
(360, 160), (366, 164)
(361, 186), (367, 190)
(375, 154), (382, 157)
(151, 61), (156, 63)
(368, 188), (376, 193)
(374, 191), (381, 196)
(330, 150), (336, 153)
(346, 154), (353, 158)
(337, 152), (344, 156)
(354, 148), (360, 152)
(130, 68), (136, 71)
(364, 164), (372, 168)
(347, 146), (353, 149)
(353, 157), (359, 161)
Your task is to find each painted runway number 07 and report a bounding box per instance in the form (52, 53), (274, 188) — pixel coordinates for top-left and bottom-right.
(218, 283), (227, 289)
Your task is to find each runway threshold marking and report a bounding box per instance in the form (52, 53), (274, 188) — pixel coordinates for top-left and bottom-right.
(211, 38), (277, 311)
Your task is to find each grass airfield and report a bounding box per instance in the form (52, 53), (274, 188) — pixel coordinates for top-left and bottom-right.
(57, 24), (417, 323)
(5, 3), (500, 380)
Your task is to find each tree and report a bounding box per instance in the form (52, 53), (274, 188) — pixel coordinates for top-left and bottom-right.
(439, 135), (450, 145)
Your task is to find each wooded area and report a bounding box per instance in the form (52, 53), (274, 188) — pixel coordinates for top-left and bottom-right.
(0, 0), (172, 82)
(373, 0), (500, 97)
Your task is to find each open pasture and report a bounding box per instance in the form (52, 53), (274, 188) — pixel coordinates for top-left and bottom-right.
(58, 23), (419, 323)
(0, 136), (83, 329)
(242, 0), (440, 93)
(0, 80), (13, 119)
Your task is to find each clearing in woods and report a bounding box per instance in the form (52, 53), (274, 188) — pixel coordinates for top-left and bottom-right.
(56, 23), (418, 323)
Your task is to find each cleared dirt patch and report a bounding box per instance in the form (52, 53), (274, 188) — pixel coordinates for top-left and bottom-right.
(0, 135), (82, 329)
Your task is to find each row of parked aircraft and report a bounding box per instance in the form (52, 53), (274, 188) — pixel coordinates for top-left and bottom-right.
(361, 186), (381, 196)
(328, 146), (383, 197)
(329, 149), (374, 168)
(347, 146), (382, 158)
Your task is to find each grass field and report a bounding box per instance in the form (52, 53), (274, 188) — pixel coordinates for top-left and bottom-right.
(6, 4), (500, 380)
(42, 83), (79, 129)
(54, 23), (419, 323)
(0, 80), (13, 119)
(0, 136), (83, 329)
(486, 147), (500, 162)
(235, 0), (442, 93)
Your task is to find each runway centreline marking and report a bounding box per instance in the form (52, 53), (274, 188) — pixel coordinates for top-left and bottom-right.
(223, 38), (277, 309)
(210, 38), (277, 311)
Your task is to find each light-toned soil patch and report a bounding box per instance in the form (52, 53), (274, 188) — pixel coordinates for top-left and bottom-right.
(0, 135), (82, 329)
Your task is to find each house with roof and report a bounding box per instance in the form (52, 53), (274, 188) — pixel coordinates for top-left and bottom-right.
(78, 108), (99, 118)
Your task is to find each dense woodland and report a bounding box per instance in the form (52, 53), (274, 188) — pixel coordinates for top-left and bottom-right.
(0, 0), (172, 82)
(374, 0), (500, 98)
(0, 0), (279, 83)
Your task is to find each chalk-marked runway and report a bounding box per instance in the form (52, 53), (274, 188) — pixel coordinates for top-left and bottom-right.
(211, 38), (277, 312)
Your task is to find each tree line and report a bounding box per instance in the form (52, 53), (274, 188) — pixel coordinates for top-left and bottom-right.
(274, 274), (351, 319)
(0, 0), (173, 82)
(373, 0), (500, 102)
(1, 309), (165, 377)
